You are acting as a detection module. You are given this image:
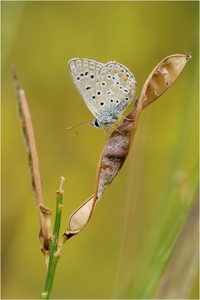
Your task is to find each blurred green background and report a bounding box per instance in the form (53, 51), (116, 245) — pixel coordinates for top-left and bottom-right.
(2, 1), (198, 299)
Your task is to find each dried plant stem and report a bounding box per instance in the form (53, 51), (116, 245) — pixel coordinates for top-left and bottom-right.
(11, 67), (48, 249)
(12, 68), (67, 299)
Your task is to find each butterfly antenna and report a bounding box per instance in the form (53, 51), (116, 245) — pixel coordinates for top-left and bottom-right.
(66, 120), (91, 135)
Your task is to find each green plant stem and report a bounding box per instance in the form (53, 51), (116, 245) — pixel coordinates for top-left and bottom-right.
(42, 192), (63, 299)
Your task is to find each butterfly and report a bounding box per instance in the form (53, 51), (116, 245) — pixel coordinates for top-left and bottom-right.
(68, 58), (137, 131)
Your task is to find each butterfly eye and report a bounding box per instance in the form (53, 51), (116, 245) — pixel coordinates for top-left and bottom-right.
(101, 82), (106, 87)
(96, 91), (102, 96)
(100, 102), (104, 106)
(86, 86), (91, 90)
(90, 74), (95, 79)
(93, 119), (101, 128)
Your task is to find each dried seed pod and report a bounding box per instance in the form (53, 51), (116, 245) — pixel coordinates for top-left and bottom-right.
(141, 54), (191, 108)
(66, 54), (191, 236)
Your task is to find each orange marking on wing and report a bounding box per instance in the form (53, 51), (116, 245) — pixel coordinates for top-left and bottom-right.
(100, 71), (106, 76)
(129, 83), (134, 88)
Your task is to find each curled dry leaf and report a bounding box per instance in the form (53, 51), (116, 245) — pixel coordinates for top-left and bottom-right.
(65, 54), (191, 237)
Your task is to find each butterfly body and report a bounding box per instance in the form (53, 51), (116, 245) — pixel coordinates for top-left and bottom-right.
(68, 58), (137, 130)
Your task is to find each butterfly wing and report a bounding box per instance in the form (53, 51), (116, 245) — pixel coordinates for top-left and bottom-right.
(93, 62), (137, 122)
(68, 58), (137, 127)
(68, 58), (104, 118)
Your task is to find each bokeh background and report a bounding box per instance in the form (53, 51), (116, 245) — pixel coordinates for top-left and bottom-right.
(2, 1), (198, 299)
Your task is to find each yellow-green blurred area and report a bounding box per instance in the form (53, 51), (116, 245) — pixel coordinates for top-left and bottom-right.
(2, 1), (198, 299)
